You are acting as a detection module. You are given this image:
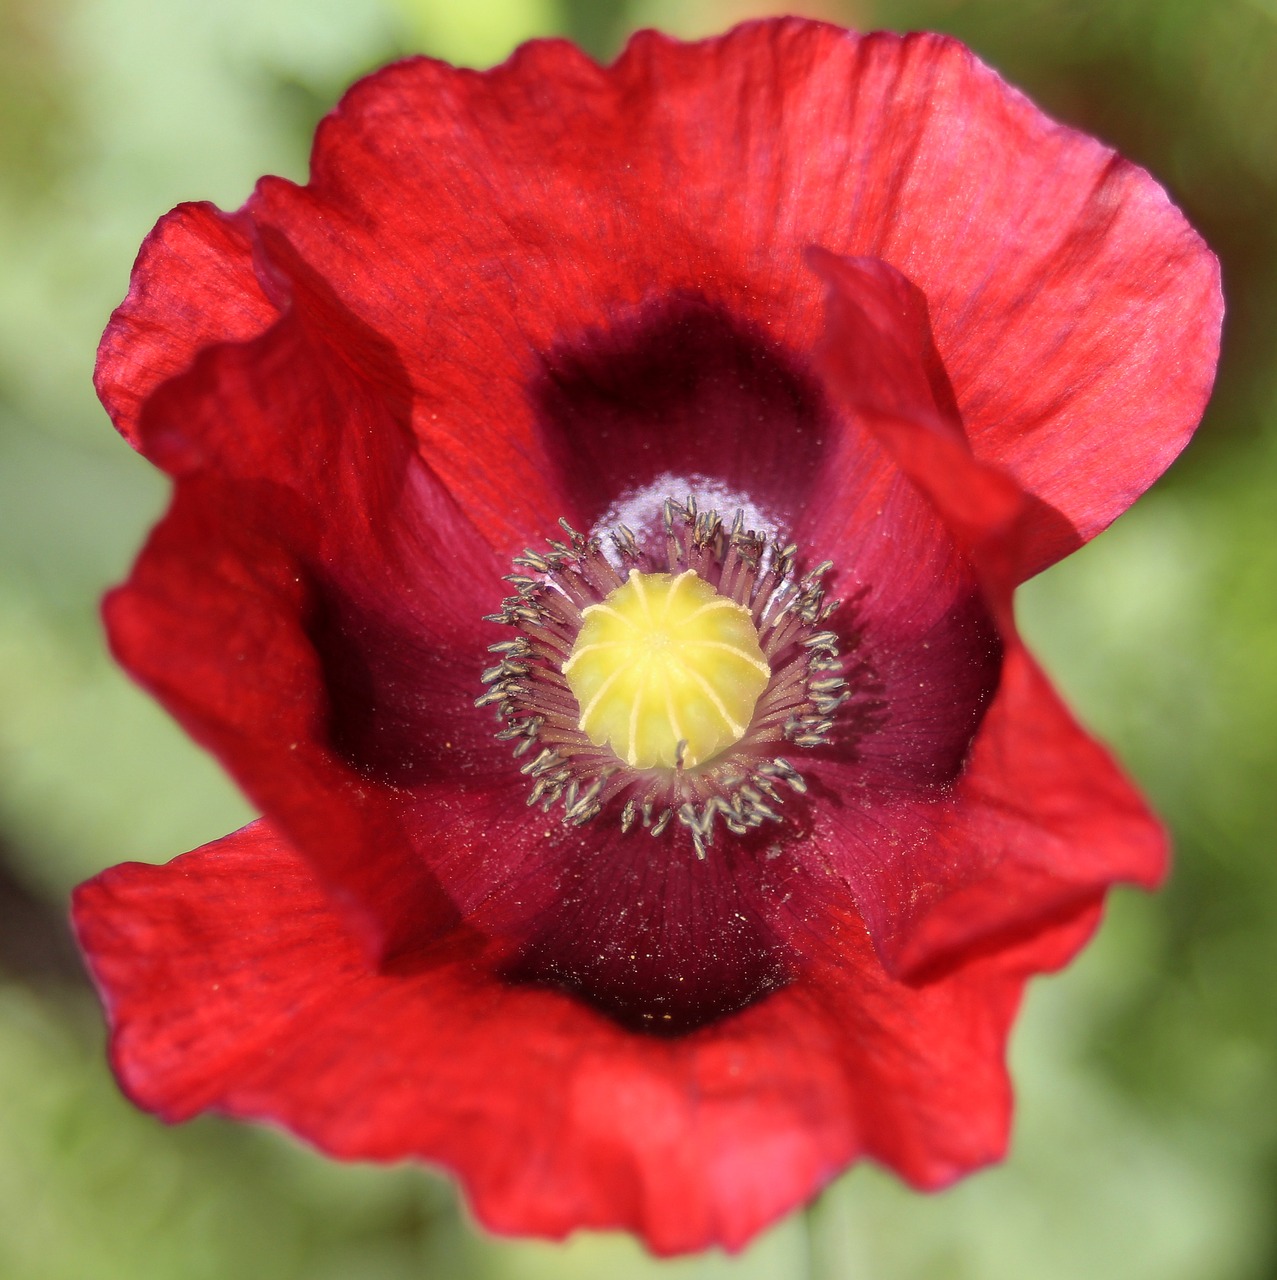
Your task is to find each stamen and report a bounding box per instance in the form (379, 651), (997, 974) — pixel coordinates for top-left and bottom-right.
(478, 499), (863, 855)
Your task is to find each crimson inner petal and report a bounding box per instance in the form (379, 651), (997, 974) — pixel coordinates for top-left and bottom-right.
(534, 294), (833, 529)
(307, 579), (501, 787)
(505, 827), (795, 1035)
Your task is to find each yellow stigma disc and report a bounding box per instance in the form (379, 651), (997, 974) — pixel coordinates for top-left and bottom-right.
(562, 570), (771, 770)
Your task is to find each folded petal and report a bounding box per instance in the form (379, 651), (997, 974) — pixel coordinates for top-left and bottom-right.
(96, 203), (280, 448)
(73, 822), (1101, 1255)
(804, 250), (1166, 976)
(104, 296), (520, 956)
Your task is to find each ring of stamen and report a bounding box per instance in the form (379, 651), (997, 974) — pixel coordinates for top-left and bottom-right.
(478, 498), (856, 859)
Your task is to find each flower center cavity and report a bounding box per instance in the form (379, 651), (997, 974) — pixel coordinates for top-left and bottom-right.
(478, 498), (852, 858)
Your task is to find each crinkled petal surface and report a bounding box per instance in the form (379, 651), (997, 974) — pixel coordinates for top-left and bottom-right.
(74, 823), (1101, 1254)
(98, 23), (1220, 570)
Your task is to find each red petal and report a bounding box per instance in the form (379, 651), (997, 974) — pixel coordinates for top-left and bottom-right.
(228, 21), (1215, 564)
(73, 823), (1101, 1255)
(806, 250), (1166, 977)
(96, 203), (279, 448)
(809, 30), (1221, 569)
(104, 303), (519, 956)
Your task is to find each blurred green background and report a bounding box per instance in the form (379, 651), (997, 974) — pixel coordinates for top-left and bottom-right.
(1, 0), (1273, 1276)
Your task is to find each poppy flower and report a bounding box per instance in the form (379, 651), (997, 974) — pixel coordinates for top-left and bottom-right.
(73, 17), (1221, 1257)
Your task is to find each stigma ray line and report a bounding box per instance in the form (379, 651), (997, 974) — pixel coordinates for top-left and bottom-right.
(685, 639), (771, 676)
(561, 640), (628, 676)
(580, 603), (639, 631)
(684, 667), (745, 738)
(681, 597), (741, 624)
(663, 682), (688, 769)
(629, 571), (654, 626)
(578, 665), (628, 735)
